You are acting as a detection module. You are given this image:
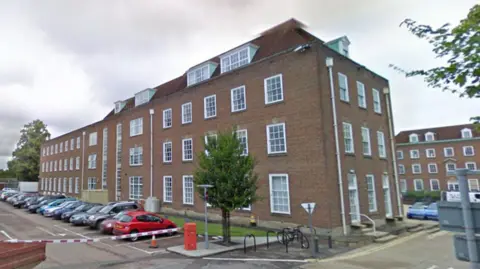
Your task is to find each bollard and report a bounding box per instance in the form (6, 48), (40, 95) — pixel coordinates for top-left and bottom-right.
(328, 235), (333, 249)
(314, 237), (319, 253)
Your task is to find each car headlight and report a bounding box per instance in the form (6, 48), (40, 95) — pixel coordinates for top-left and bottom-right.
(89, 216), (94, 220)
(106, 223), (112, 228)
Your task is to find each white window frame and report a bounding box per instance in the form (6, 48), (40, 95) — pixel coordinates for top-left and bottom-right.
(76, 137), (80, 149)
(269, 174), (291, 214)
(338, 73), (349, 102)
(58, 160), (62, 171)
(187, 64), (210, 86)
(377, 131), (386, 158)
(425, 148), (436, 158)
(414, 179), (424, 191)
(236, 129), (249, 156)
(424, 132), (435, 142)
(444, 147), (454, 157)
(69, 178), (73, 193)
(75, 156), (80, 170)
(372, 88), (381, 113)
(163, 141), (173, 163)
(396, 150), (404, 160)
(182, 138), (193, 161)
(342, 123), (354, 154)
(463, 146), (475, 156)
(264, 74), (284, 105)
(462, 128), (473, 138)
(356, 81), (366, 108)
(448, 180), (459, 191)
(54, 160), (57, 172)
(129, 147), (143, 166)
(446, 162), (457, 172)
(220, 46), (250, 73)
(412, 163), (422, 174)
(130, 118), (143, 137)
(361, 127), (371, 156)
(366, 174), (377, 212)
(55, 144), (58, 154)
(410, 149), (420, 159)
(64, 140), (69, 152)
(129, 176), (143, 200)
(63, 178), (67, 193)
(428, 163), (438, 174)
(204, 94), (217, 119)
(469, 179), (479, 191)
(466, 162), (477, 171)
(163, 176), (173, 203)
(135, 90), (150, 107)
(400, 179), (407, 193)
(204, 133), (217, 156)
(182, 175), (194, 205)
(430, 179), (440, 191)
(69, 157), (74, 171)
(59, 142), (63, 153)
(266, 123), (287, 154)
(64, 159), (68, 171)
(88, 154), (97, 169)
(89, 132), (97, 146)
(163, 108), (172, 129)
(409, 134), (419, 143)
(398, 164), (405, 174)
(181, 102), (192, 124)
(75, 177), (79, 193)
(70, 138), (74, 150)
(231, 85), (247, 112)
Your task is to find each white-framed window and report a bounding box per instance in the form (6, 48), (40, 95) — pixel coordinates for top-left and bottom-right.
(69, 178), (73, 193)
(64, 159), (68, 171)
(89, 132), (97, 146)
(463, 146), (475, 156)
(342, 123), (354, 153)
(410, 149), (420, 159)
(182, 138), (193, 161)
(338, 73), (349, 102)
(428, 163), (438, 174)
(366, 174), (377, 212)
(204, 94), (217, 119)
(409, 134), (419, 143)
(65, 140), (69, 152)
(88, 154), (97, 169)
(426, 148), (436, 158)
(466, 162), (477, 171)
(448, 180), (459, 191)
(220, 47), (250, 73)
(41, 163), (44, 173)
(135, 90), (151, 107)
(397, 150), (403, 160)
(414, 179), (424, 191)
(58, 177), (61, 192)
(372, 88), (381, 113)
(400, 179), (407, 193)
(49, 161), (52, 172)
(398, 164), (405, 174)
(53, 178), (57, 192)
(54, 160), (57, 172)
(377, 131), (386, 158)
(129, 176), (143, 200)
(231, 86), (246, 112)
(264, 74), (284, 104)
(50, 145), (54, 155)
(424, 132), (435, 142)
(163, 141), (172, 163)
(446, 163), (457, 172)
(469, 179), (479, 191)
(361, 127), (371, 156)
(357, 81), (366, 108)
(129, 146), (143, 166)
(236, 129), (249, 156)
(187, 64), (209, 86)
(412, 163), (422, 174)
(430, 179), (440, 191)
(204, 133), (217, 156)
(266, 123), (287, 154)
(182, 175), (194, 205)
(69, 157), (73, 171)
(58, 160), (62, 171)
(55, 144), (58, 154)
(74, 177), (79, 193)
(76, 137), (80, 149)
(462, 128), (473, 139)
(59, 142), (63, 153)
(63, 178), (67, 193)
(75, 156), (80, 170)
(163, 176), (173, 203)
(130, 118), (143, 136)
(181, 102), (192, 124)
(70, 138), (74, 150)
(444, 147), (454, 157)
(163, 108), (172, 129)
(269, 174), (290, 214)
(42, 148), (45, 156)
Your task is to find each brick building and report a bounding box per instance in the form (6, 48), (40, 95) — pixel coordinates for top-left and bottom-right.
(395, 124), (480, 193)
(38, 19), (401, 234)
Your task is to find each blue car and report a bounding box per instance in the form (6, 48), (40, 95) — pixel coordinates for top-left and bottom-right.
(37, 198), (76, 215)
(424, 202), (438, 220)
(406, 202), (428, 219)
(52, 201), (84, 220)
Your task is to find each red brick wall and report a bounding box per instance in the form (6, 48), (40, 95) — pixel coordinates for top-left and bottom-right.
(0, 242), (46, 269)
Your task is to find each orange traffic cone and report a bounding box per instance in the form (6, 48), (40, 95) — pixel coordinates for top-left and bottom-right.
(149, 234), (158, 249)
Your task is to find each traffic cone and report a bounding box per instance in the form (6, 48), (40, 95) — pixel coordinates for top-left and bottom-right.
(149, 234), (158, 249)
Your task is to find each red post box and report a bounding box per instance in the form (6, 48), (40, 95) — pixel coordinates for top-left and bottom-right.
(183, 223), (197, 250)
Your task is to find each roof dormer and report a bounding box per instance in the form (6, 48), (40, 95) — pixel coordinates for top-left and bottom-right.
(424, 132), (435, 142)
(409, 133), (419, 143)
(134, 88), (155, 107)
(187, 61), (218, 86)
(326, 36), (351, 58)
(461, 128), (473, 139)
(220, 43), (258, 74)
(114, 100), (126, 114)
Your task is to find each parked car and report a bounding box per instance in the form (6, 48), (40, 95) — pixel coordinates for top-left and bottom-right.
(112, 211), (177, 241)
(27, 199), (54, 213)
(61, 203), (96, 222)
(1, 190), (18, 201)
(13, 194), (39, 208)
(407, 202), (428, 219)
(43, 200), (78, 217)
(86, 201), (141, 229)
(6, 193), (22, 203)
(70, 205), (105, 226)
(51, 201), (84, 219)
(99, 209), (141, 234)
(37, 198), (76, 215)
(424, 202), (438, 220)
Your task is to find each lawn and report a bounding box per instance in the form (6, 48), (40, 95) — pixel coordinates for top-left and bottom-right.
(164, 215), (267, 237)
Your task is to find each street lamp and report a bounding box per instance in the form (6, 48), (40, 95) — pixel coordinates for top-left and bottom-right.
(81, 131), (86, 194)
(197, 184), (213, 249)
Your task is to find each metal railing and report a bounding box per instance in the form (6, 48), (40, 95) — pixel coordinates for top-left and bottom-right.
(350, 212), (376, 236)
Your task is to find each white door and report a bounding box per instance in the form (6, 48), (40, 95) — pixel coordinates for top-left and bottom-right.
(383, 175), (393, 218)
(348, 173), (361, 223)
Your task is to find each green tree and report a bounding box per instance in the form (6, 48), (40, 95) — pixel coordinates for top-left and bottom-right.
(392, 4), (479, 123)
(0, 169), (16, 178)
(7, 120), (50, 181)
(194, 128), (259, 244)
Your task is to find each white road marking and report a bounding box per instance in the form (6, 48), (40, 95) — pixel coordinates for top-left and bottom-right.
(126, 244), (166, 255)
(37, 227), (57, 236)
(0, 230), (14, 240)
(426, 265), (438, 269)
(203, 257), (308, 263)
(54, 225), (91, 239)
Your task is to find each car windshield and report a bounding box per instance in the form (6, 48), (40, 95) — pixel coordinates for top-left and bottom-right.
(99, 205), (113, 214)
(74, 204), (86, 211)
(118, 215), (132, 223)
(412, 202), (425, 209)
(428, 203), (437, 209)
(87, 206), (103, 213)
(113, 211), (126, 219)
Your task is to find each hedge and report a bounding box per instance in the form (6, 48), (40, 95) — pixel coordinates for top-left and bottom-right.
(403, 191), (441, 201)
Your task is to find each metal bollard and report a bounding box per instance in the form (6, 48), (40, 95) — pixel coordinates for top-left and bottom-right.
(314, 237), (319, 253)
(328, 235), (333, 249)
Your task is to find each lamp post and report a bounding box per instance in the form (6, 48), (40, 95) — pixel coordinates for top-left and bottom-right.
(81, 131), (86, 194)
(198, 184), (213, 249)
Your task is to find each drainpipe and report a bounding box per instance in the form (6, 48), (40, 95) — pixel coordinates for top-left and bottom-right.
(326, 57), (347, 236)
(149, 108), (154, 197)
(383, 87), (403, 216)
(81, 131), (86, 195)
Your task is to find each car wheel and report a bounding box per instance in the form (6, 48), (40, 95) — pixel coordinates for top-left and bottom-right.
(95, 220), (102, 230)
(130, 230), (139, 242)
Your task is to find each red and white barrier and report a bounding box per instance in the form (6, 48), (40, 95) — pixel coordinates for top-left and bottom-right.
(110, 228), (178, 240)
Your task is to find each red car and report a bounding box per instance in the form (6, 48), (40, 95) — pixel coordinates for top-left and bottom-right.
(112, 211), (177, 241)
(99, 209), (142, 234)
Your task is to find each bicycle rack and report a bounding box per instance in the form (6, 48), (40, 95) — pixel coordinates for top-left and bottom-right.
(266, 230), (276, 249)
(243, 234), (256, 254)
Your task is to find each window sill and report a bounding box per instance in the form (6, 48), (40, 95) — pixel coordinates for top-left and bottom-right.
(129, 134), (143, 138)
(182, 203), (195, 207)
(270, 212), (292, 217)
(163, 201), (173, 204)
(265, 99), (284, 107)
(129, 164), (143, 167)
(182, 160), (194, 163)
(163, 126), (172, 130)
(363, 155), (372, 159)
(182, 122), (192, 126)
(267, 152), (287, 157)
(345, 152), (355, 157)
(204, 116), (217, 121)
(359, 106), (367, 110)
(231, 108), (247, 114)
(339, 99), (350, 104)
(163, 161), (172, 165)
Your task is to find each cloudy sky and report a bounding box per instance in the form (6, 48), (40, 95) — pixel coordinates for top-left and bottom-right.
(0, 0), (478, 169)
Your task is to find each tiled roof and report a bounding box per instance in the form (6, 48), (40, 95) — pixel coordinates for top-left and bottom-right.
(395, 124), (479, 143)
(104, 18), (318, 119)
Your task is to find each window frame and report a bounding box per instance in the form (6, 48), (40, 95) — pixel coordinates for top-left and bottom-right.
(463, 146), (475, 156)
(356, 81), (366, 108)
(204, 94), (217, 119)
(266, 123), (287, 154)
(75, 157), (80, 170)
(466, 162), (477, 171)
(396, 150), (404, 160)
(236, 129), (249, 156)
(338, 73), (349, 102)
(89, 132), (98, 146)
(412, 163), (422, 174)
(446, 162), (457, 172)
(398, 164), (405, 174)
(428, 163), (438, 174)
(88, 154), (97, 169)
(372, 88), (381, 114)
(163, 108), (173, 129)
(181, 102), (192, 124)
(409, 134), (419, 143)
(425, 148), (436, 158)
(129, 176), (143, 201)
(163, 141), (173, 163)
(231, 85), (247, 112)
(377, 131), (386, 158)
(430, 179), (440, 191)
(182, 175), (194, 205)
(444, 147), (455, 157)
(400, 179), (407, 193)
(264, 74), (284, 105)
(361, 127), (371, 156)
(342, 122), (354, 154)
(469, 179), (479, 191)
(462, 128), (473, 139)
(414, 179), (424, 191)
(163, 176), (173, 203)
(410, 149), (420, 159)
(366, 174), (377, 212)
(182, 138), (193, 161)
(269, 174), (291, 214)
(129, 118), (143, 137)
(129, 146), (143, 166)
(424, 132), (435, 142)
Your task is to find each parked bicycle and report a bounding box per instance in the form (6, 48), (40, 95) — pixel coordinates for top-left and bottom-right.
(276, 225), (309, 249)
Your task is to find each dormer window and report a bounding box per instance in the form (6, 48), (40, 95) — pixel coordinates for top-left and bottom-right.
(424, 132), (435, 142)
(409, 133), (419, 143)
(134, 88), (155, 107)
(220, 44), (258, 73)
(114, 101), (125, 114)
(462, 128), (473, 139)
(187, 62), (217, 86)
